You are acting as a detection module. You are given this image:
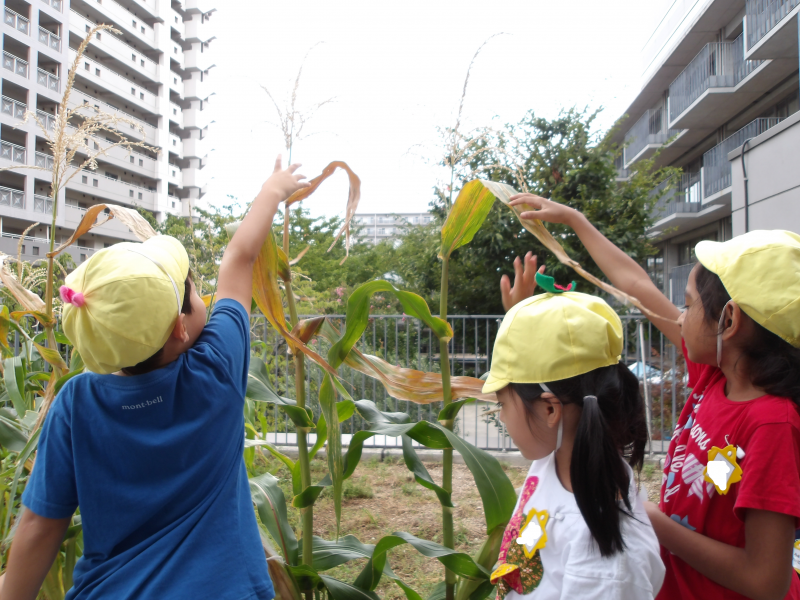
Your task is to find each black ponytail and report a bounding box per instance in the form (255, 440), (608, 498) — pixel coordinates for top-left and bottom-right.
(511, 362), (647, 557)
(695, 263), (800, 405)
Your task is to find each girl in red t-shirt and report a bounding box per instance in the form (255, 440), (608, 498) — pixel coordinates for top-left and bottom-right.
(506, 193), (800, 600)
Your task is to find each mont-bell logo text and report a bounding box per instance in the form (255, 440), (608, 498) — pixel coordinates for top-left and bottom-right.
(122, 396), (164, 410)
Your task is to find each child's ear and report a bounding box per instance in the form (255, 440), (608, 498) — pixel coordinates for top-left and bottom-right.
(171, 314), (189, 343)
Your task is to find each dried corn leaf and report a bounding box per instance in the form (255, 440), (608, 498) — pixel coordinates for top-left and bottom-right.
(319, 320), (494, 404)
(285, 161), (361, 263)
(439, 180), (496, 260)
(289, 245), (310, 266)
(33, 342), (68, 372)
(292, 316), (325, 345)
(0, 260), (46, 313)
(48, 203), (157, 258)
(10, 310), (55, 327)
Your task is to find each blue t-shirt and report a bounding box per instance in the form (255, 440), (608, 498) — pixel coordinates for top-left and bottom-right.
(23, 299), (273, 600)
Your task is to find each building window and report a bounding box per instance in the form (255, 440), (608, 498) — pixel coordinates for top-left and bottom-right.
(140, 26), (145, 33)
(82, 175), (88, 184)
(132, 19), (137, 27)
(131, 88), (136, 95)
(130, 156), (134, 163)
(172, 170), (176, 176)
(140, 59), (144, 67)
(139, 92), (144, 100)
(80, 254), (86, 262)
(132, 54), (136, 61)
(85, 25), (90, 32)
(32, 247), (39, 256)
(96, 33), (101, 40)
(95, 68), (101, 76)
(129, 190), (134, 197)
(104, 243), (111, 248)
(138, 192), (142, 200)
(172, 201), (176, 208)
(84, 62), (90, 71)
(92, 179), (98, 187)
(21, 245), (25, 254)
(378, 228), (385, 235)
(139, 159), (143, 167)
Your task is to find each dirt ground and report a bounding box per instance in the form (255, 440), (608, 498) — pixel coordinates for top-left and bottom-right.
(254, 453), (663, 600)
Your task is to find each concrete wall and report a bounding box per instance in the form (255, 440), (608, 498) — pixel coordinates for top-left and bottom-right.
(729, 110), (800, 236)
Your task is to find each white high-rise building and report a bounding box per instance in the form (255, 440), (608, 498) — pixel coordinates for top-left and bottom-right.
(0, 0), (215, 265)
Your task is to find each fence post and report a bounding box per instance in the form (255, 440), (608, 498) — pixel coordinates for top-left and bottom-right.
(638, 320), (653, 457)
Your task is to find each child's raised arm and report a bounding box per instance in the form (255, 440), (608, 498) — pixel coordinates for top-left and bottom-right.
(509, 194), (682, 346)
(216, 156), (309, 314)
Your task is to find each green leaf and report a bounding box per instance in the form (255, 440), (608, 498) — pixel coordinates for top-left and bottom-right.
(69, 349), (84, 372)
(288, 564), (322, 591)
(245, 439), (295, 472)
(246, 361), (315, 428)
(33, 342), (68, 371)
(0, 414), (27, 452)
(4, 356), (27, 418)
(439, 180), (497, 260)
(428, 582), (447, 600)
(401, 434), (453, 507)
(3, 427), (40, 537)
(320, 576), (380, 600)
(0, 305), (10, 350)
(250, 472), (299, 566)
(438, 398), (476, 422)
(328, 281), (452, 370)
(309, 411), (327, 461)
(312, 535), (376, 571)
(292, 479), (329, 509)
(319, 375), (343, 537)
(54, 369), (83, 395)
(430, 423), (516, 533)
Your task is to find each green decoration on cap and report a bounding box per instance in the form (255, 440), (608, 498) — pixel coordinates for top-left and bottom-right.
(535, 272), (577, 294)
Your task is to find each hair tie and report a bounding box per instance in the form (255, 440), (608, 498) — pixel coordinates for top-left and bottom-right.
(583, 395), (598, 406)
(60, 285), (86, 308)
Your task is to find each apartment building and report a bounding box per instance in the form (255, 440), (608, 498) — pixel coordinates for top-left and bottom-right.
(0, 0), (215, 266)
(616, 0), (800, 304)
(353, 212), (434, 244)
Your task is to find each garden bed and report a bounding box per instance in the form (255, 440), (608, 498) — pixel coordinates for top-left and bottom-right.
(253, 452), (663, 600)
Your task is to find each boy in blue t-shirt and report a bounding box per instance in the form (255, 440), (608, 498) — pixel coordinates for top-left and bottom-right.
(1, 157), (309, 600)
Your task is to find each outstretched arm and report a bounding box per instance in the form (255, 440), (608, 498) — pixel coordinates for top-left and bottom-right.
(2, 509), (71, 600)
(216, 156), (309, 314)
(509, 194), (682, 346)
(500, 251), (544, 312)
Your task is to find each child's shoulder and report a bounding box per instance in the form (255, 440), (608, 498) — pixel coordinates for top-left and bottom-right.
(747, 393), (800, 430)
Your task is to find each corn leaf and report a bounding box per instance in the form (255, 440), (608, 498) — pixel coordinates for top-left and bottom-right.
(319, 374), (343, 538)
(438, 398), (477, 424)
(455, 525), (504, 600)
(328, 281), (452, 370)
(246, 361), (315, 429)
(319, 320), (494, 404)
(285, 161), (362, 263)
(10, 310), (56, 328)
(429, 422), (516, 534)
(3, 357), (26, 419)
(292, 317), (326, 345)
(245, 439), (296, 473)
(250, 472), (299, 565)
(288, 564), (322, 592)
(276, 246), (292, 283)
(48, 203), (157, 257)
(320, 575), (380, 600)
(292, 476), (331, 509)
(439, 180), (497, 260)
(0, 306), (10, 350)
(226, 223), (338, 378)
(401, 434), (453, 507)
(3, 427), (40, 538)
(33, 342), (68, 372)
(0, 414), (28, 452)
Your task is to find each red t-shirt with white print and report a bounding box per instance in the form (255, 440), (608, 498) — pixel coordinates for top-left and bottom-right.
(657, 343), (800, 600)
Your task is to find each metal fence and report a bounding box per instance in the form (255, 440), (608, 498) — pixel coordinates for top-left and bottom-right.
(746, 0), (800, 50)
(252, 314), (688, 455)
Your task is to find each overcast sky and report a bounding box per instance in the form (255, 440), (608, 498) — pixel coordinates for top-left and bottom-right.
(204, 0), (655, 219)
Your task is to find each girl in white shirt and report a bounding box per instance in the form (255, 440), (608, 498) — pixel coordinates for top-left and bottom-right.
(483, 271), (665, 600)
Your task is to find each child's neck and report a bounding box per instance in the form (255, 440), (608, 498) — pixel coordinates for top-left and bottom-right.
(554, 429), (576, 493)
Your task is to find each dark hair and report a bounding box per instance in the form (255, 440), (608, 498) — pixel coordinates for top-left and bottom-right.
(511, 362), (647, 557)
(120, 271), (194, 376)
(695, 263), (800, 404)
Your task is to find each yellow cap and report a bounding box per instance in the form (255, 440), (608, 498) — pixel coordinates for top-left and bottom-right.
(62, 236), (190, 374)
(482, 292), (623, 393)
(695, 230), (800, 348)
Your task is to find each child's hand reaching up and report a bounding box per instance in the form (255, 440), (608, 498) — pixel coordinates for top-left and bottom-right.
(262, 155), (310, 201)
(509, 194), (578, 226)
(500, 252), (545, 312)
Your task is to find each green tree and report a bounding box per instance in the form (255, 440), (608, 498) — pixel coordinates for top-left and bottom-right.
(392, 108), (679, 315)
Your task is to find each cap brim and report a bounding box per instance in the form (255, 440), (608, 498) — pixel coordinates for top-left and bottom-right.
(694, 240), (721, 275)
(481, 373), (509, 395)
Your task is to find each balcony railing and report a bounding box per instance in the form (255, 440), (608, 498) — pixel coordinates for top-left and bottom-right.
(1, 96), (27, 120)
(0, 141), (26, 163)
(35, 151), (55, 170)
(669, 34), (763, 122)
(37, 68), (60, 92)
(702, 117), (783, 198)
(669, 263), (696, 305)
(0, 186), (25, 209)
(33, 194), (54, 214)
(623, 107), (681, 165)
(36, 110), (57, 131)
(746, 0), (800, 49)
(650, 171), (702, 221)
(41, 0), (63, 12)
(4, 7), (29, 34)
(3, 52), (29, 78)
(38, 27), (61, 52)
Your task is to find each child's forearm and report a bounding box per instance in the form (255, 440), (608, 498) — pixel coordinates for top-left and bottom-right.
(226, 185), (283, 267)
(648, 506), (794, 600)
(3, 510), (70, 600)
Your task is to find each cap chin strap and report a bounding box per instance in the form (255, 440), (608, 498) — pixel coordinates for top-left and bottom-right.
(127, 248), (181, 315)
(716, 300), (733, 368)
(540, 383), (563, 452)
